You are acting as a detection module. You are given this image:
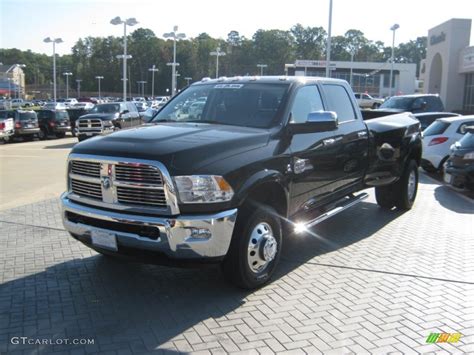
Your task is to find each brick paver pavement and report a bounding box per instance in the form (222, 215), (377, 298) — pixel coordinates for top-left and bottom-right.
(0, 173), (473, 354)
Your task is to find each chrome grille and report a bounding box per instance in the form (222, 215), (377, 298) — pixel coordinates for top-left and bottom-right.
(71, 160), (101, 178)
(71, 179), (102, 200)
(78, 119), (102, 131)
(117, 186), (167, 207)
(68, 157), (173, 212)
(115, 163), (163, 185)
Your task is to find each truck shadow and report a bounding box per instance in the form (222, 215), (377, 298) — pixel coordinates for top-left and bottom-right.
(434, 185), (473, 214)
(43, 141), (77, 149)
(0, 202), (401, 354)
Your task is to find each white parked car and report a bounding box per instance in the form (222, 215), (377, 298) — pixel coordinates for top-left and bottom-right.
(65, 98), (78, 107)
(0, 112), (14, 143)
(43, 102), (67, 110)
(421, 115), (474, 172)
(73, 102), (95, 110)
(354, 93), (384, 109)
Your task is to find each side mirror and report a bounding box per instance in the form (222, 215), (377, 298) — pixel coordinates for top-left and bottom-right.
(290, 111), (338, 134)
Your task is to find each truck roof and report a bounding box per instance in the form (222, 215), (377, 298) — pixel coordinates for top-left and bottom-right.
(191, 75), (347, 86)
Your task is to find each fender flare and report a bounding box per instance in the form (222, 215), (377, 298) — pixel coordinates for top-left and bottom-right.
(233, 169), (290, 215)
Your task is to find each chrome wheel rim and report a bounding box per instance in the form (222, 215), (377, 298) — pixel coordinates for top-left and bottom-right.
(247, 222), (277, 273)
(408, 170), (416, 201)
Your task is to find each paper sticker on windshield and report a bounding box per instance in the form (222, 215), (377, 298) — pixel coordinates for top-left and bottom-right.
(214, 84), (244, 89)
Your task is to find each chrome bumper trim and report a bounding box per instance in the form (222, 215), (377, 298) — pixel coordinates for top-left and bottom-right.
(61, 193), (238, 259)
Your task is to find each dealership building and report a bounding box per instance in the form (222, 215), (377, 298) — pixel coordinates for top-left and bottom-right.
(420, 18), (473, 112)
(285, 60), (416, 98)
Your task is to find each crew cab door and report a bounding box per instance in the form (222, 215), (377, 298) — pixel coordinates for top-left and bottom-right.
(287, 83), (369, 214)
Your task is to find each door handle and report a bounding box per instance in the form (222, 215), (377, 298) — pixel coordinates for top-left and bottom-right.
(323, 137), (342, 146)
(357, 131), (368, 138)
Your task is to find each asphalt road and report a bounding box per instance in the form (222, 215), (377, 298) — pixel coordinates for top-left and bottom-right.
(0, 136), (76, 211)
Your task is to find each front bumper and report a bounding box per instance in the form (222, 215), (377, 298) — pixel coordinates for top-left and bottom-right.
(445, 164), (474, 188)
(61, 193), (238, 260)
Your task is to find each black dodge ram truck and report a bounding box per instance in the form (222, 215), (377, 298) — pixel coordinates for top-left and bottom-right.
(61, 77), (422, 288)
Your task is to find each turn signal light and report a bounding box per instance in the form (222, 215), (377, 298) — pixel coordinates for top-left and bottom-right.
(428, 137), (448, 146)
(0, 122), (4, 130)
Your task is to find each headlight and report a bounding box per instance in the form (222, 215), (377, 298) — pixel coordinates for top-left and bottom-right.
(173, 175), (234, 203)
(464, 152), (474, 160)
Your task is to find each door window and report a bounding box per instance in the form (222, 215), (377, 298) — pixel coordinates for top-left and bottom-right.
(323, 84), (357, 122)
(290, 85), (324, 124)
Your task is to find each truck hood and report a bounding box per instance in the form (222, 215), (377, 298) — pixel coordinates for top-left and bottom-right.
(71, 122), (271, 174)
(79, 113), (118, 121)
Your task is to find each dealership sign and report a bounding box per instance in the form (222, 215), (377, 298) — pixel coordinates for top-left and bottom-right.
(295, 60), (336, 68)
(430, 32), (446, 46)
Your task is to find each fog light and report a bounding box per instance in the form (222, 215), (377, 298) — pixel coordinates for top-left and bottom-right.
(189, 228), (212, 239)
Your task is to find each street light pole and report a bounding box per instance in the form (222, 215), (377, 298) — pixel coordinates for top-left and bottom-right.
(111, 16), (138, 103)
(325, 0), (333, 78)
(163, 26), (186, 97)
(349, 48), (356, 87)
(43, 37), (63, 103)
(76, 79), (82, 98)
(137, 81), (146, 96)
(148, 65), (159, 98)
(210, 47), (226, 78)
(184, 77), (192, 86)
(95, 76), (104, 100)
(257, 64), (268, 76)
(63, 72), (72, 99)
(389, 24), (400, 97)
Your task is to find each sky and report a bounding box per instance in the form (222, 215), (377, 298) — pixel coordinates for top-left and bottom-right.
(0, 0), (473, 56)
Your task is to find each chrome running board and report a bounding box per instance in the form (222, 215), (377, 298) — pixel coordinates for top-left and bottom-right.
(303, 192), (369, 229)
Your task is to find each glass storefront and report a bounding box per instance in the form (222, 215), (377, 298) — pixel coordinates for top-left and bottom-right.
(463, 73), (474, 113)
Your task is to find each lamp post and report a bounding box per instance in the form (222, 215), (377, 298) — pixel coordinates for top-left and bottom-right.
(148, 65), (159, 98)
(184, 77), (192, 86)
(76, 79), (82, 98)
(163, 26), (186, 97)
(389, 23), (400, 97)
(325, 0), (333, 78)
(111, 16), (138, 103)
(210, 47), (226, 78)
(137, 81), (146, 96)
(63, 72), (72, 99)
(43, 37), (63, 103)
(257, 64), (268, 76)
(349, 48), (357, 87)
(95, 76), (104, 100)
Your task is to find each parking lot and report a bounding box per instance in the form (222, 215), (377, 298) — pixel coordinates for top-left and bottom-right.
(0, 138), (473, 354)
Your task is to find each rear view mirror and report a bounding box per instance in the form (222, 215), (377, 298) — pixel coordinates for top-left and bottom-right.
(290, 111), (338, 134)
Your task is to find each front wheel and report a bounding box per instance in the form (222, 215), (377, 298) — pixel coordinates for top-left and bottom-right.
(221, 205), (282, 289)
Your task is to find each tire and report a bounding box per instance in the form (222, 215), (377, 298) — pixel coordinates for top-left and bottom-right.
(422, 165), (436, 173)
(372, 103), (380, 109)
(221, 205), (282, 289)
(38, 128), (47, 140)
(55, 132), (66, 138)
(375, 159), (419, 210)
(437, 156), (449, 172)
(77, 135), (87, 142)
(71, 128), (77, 137)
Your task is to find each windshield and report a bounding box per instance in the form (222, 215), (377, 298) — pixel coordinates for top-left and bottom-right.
(458, 132), (474, 148)
(152, 83), (289, 128)
(90, 104), (120, 114)
(0, 111), (12, 119)
(19, 112), (37, 121)
(380, 97), (415, 109)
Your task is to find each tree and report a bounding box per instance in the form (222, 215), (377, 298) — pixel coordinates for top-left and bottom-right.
(290, 24), (326, 60)
(253, 29), (295, 75)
